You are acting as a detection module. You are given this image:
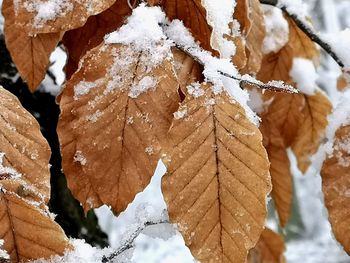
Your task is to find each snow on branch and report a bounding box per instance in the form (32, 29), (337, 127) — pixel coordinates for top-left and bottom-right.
(260, 0), (346, 69)
(101, 219), (169, 263)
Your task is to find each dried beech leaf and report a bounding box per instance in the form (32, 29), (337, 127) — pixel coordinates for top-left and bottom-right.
(172, 48), (204, 94)
(58, 42), (180, 213)
(241, 0), (266, 74)
(292, 91), (332, 172)
(0, 87), (51, 201)
(63, 0), (131, 79)
(229, 35), (247, 70)
(321, 125), (350, 254)
(288, 17), (319, 61)
(162, 83), (271, 263)
(234, 0), (251, 36)
(13, 0), (116, 34)
(0, 189), (71, 262)
(248, 228), (286, 263)
(2, 0), (61, 92)
(257, 44), (294, 84)
(337, 74), (348, 91)
(260, 121), (293, 227)
(149, 0), (215, 53)
(263, 92), (305, 146)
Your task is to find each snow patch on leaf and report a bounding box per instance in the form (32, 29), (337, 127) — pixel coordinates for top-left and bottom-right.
(290, 58), (318, 95)
(0, 239), (9, 260)
(0, 152), (22, 180)
(129, 76), (158, 98)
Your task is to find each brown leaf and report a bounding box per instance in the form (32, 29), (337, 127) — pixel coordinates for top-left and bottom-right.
(57, 42), (180, 213)
(241, 0), (266, 74)
(12, 0), (116, 35)
(149, 0), (215, 53)
(63, 0), (132, 79)
(337, 74), (348, 91)
(260, 120), (293, 227)
(234, 0), (251, 36)
(257, 44), (294, 84)
(292, 91), (332, 172)
(321, 125), (350, 254)
(229, 35), (247, 70)
(162, 83), (271, 263)
(172, 47), (204, 95)
(247, 228), (286, 263)
(0, 87), (70, 261)
(2, 0), (61, 92)
(0, 86), (51, 202)
(263, 92), (305, 146)
(288, 17), (319, 61)
(0, 188), (71, 262)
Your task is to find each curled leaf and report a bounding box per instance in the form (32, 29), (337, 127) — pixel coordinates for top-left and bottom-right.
(292, 91), (332, 172)
(248, 228), (286, 263)
(63, 0), (132, 79)
(162, 83), (271, 263)
(321, 125), (350, 255)
(149, 0), (215, 53)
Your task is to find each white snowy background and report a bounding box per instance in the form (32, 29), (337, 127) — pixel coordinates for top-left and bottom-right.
(1, 0), (350, 262)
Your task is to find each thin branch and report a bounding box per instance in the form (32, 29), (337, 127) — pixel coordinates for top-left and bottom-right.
(175, 45), (297, 94)
(101, 219), (169, 263)
(260, 0), (345, 68)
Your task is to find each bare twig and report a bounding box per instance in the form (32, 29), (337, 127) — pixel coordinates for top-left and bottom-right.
(101, 219), (169, 263)
(260, 0), (345, 68)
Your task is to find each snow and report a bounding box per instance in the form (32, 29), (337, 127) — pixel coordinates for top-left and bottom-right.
(73, 151), (87, 166)
(23, 0), (73, 29)
(290, 58), (318, 95)
(0, 239), (9, 260)
(74, 79), (103, 100)
(186, 83), (205, 98)
(285, 151), (350, 263)
(164, 19), (260, 125)
(173, 106), (188, 120)
(94, 161), (196, 262)
(0, 152), (22, 179)
(322, 29), (350, 70)
(0, 0), (3, 33)
(129, 76), (158, 98)
(262, 6), (289, 54)
(29, 239), (114, 263)
(278, 0), (308, 20)
(105, 4), (168, 51)
(40, 47), (67, 96)
(310, 89), (350, 173)
(202, 0), (237, 58)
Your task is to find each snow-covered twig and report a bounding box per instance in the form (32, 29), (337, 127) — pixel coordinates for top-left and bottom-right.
(101, 219), (169, 262)
(175, 44), (297, 94)
(260, 0), (345, 68)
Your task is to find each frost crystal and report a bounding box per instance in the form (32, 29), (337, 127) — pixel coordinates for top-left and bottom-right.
(73, 151), (87, 166)
(0, 239), (9, 260)
(129, 76), (158, 98)
(0, 152), (22, 179)
(174, 107), (188, 120)
(74, 79), (103, 100)
(23, 0), (73, 28)
(187, 83), (205, 98)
